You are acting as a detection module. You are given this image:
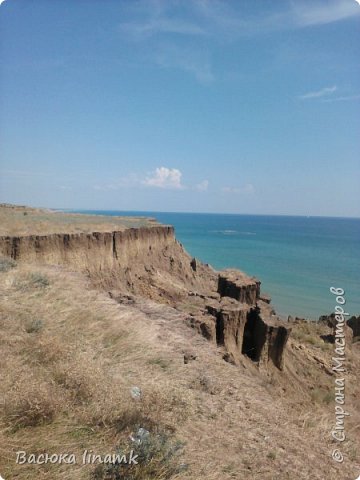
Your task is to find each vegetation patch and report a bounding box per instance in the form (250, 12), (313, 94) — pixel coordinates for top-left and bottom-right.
(25, 318), (44, 334)
(92, 430), (186, 480)
(0, 256), (16, 272)
(14, 272), (50, 291)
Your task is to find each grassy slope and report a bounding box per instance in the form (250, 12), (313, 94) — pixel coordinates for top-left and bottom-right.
(0, 204), (158, 236)
(1, 260), (359, 480)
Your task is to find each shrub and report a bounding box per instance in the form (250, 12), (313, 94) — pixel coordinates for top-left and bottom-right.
(92, 430), (186, 480)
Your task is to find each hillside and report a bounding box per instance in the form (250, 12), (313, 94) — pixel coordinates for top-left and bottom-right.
(0, 205), (359, 480)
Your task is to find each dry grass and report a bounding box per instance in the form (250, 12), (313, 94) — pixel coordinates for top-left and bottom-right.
(0, 263), (191, 479)
(0, 262), (359, 479)
(0, 204), (159, 236)
(291, 321), (326, 346)
(4, 375), (59, 430)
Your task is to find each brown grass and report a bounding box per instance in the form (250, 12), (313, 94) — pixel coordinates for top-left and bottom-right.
(0, 204), (159, 236)
(0, 262), (359, 480)
(4, 376), (59, 429)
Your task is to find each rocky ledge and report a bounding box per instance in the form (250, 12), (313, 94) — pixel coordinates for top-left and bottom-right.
(187, 269), (291, 370)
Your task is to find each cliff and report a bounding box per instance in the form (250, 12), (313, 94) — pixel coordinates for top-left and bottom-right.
(0, 212), (290, 370)
(0, 225), (216, 302)
(2, 205), (359, 480)
(0, 226), (175, 267)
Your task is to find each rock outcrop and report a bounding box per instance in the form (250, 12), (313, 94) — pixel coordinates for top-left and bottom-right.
(218, 269), (260, 305)
(347, 315), (360, 339)
(186, 270), (291, 370)
(319, 313), (356, 344)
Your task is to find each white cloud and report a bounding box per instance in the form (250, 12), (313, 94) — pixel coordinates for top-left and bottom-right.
(0, 0), (7, 5)
(222, 184), (255, 194)
(118, 1), (360, 84)
(195, 180), (209, 192)
(93, 169), (209, 192)
(119, 18), (205, 40)
(292, 0), (360, 27)
(300, 86), (360, 103)
(300, 85), (337, 99)
(142, 167), (184, 190)
(119, 1), (360, 45)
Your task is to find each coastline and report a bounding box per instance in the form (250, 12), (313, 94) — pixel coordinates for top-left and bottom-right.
(70, 209), (360, 319)
(1, 203), (359, 480)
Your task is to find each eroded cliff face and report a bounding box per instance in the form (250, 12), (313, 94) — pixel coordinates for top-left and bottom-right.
(0, 226), (174, 267)
(0, 226), (217, 302)
(0, 225), (290, 369)
(187, 270), (291, 370)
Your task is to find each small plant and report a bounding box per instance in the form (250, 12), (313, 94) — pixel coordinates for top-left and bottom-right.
(0, 256), (16, 272)
(28, 272), (50, 288)
(267, 451), (276, 461)
(148, 357), (170, 370)
(15, 272), (50, 291)
(92, 430), (186, 480)
(25, 318), (44, 333)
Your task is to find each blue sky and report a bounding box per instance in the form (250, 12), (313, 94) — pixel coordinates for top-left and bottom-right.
(0, 0), (359, 216)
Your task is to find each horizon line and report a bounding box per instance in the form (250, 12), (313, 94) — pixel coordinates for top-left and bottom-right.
(2, 202), (359, 220)
(63, 207), (360, 221)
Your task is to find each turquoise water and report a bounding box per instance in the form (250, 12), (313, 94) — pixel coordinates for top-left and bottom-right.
(76, 211), (360, 319)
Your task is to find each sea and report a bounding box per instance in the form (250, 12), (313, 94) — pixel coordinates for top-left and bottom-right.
(75, 211), (360, 320)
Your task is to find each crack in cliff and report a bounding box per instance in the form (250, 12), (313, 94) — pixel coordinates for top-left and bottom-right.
(11, 237), (20, 260)
(112, 232), (118, 259)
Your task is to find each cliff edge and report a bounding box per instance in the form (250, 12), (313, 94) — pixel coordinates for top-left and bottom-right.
(0, 204), (290, 370)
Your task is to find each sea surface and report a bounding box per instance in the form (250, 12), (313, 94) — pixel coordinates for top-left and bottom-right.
(75, 211), (360, 319)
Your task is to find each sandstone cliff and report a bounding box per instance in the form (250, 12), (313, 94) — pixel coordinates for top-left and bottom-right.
(0, 220), (290, 370)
